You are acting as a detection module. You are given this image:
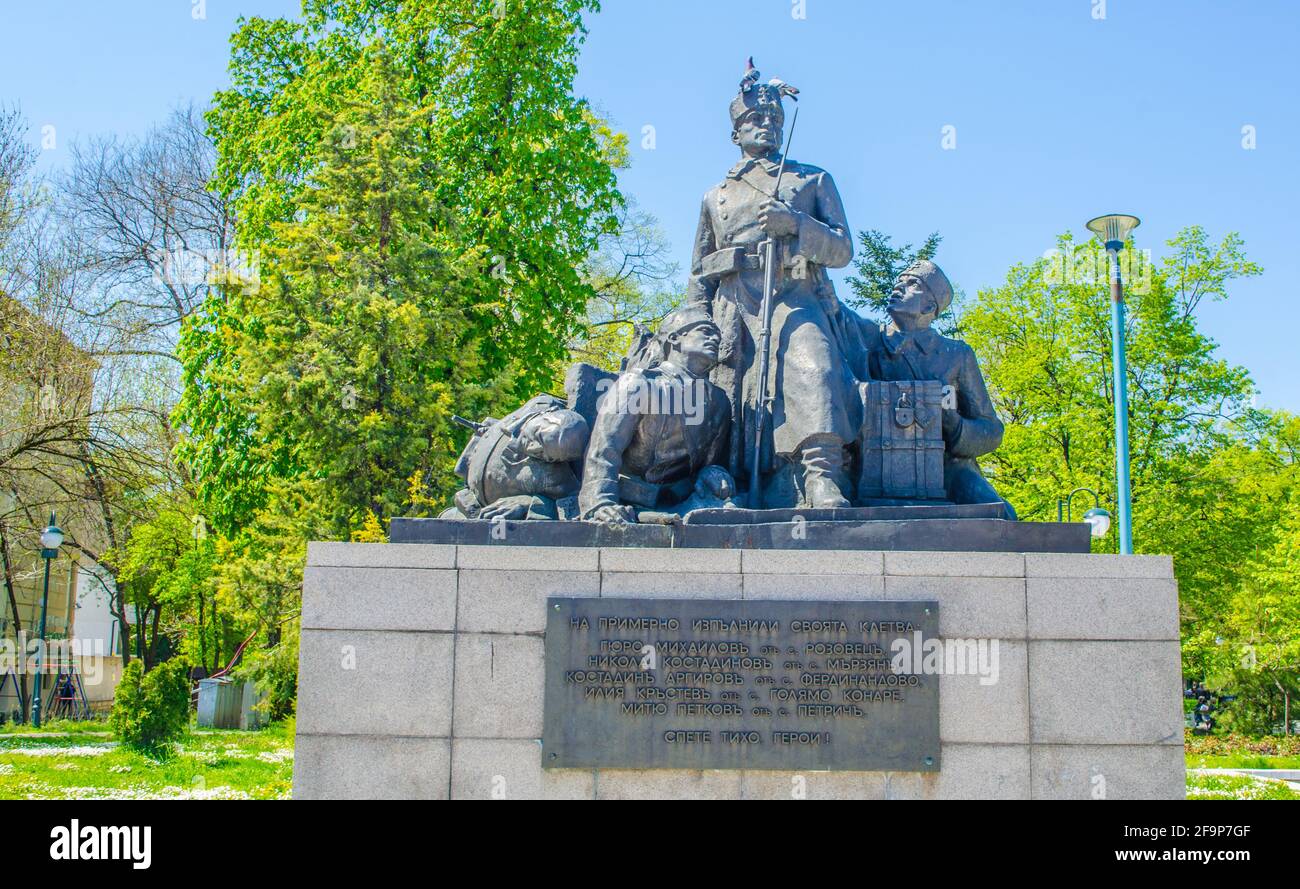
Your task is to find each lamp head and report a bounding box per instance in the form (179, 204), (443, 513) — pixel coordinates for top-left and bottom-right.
(1082, 506), (1112, 539)
(40, 512), (63, 554)
(1086, 214), (1140, 252)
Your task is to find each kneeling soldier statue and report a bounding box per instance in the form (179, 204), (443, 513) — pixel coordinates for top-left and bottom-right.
(579, 307), (733, 524)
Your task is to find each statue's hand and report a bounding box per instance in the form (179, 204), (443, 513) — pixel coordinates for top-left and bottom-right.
(478, 495), (534, 521)
(758, 199), (799, 238)
(697, 466), (736, 501)
(589, 504), (637, 525)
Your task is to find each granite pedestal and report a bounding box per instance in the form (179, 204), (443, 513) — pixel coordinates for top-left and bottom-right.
(292, 541), (1184, 800)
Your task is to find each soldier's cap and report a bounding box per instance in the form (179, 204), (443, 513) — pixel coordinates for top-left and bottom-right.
(730, 85), (785, 130)
(519, 409), (589, 464)
(898, 259), (954, 315)
(658, 306), (718, 341)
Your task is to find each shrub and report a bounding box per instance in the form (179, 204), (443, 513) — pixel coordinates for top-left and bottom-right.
(110, 660), (191, 756)
(1184, 729), (1300, 757)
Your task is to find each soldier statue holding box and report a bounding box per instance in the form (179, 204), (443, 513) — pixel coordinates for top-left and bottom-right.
(857, 259), (1015, 516)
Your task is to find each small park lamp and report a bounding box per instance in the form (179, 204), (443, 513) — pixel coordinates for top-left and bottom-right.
(1057, 487), (1112, 539)
(1085, 213), (1140, 555)
(31, 512), (63, 728)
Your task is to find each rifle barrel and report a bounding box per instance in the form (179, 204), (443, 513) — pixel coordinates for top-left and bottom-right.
(748, 107), (799, 509)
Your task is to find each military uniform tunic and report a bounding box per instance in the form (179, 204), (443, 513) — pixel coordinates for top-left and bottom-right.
(686, 153), (861, 479)
(579, 362), (730, 516)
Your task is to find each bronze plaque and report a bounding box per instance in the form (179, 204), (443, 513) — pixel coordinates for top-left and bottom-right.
(542, 597), (939, 771)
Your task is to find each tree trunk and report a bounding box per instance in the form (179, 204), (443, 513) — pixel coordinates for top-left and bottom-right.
(1277, 678), (1292, 736)
(148, 604), (162, 668)
(0, 522), (30, 720)
(195, 590), (207, 672)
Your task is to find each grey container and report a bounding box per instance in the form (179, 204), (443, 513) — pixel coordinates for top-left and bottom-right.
(197, 678), (266, 729)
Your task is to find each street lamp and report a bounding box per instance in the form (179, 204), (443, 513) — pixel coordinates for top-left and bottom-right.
(1057, 487), (1112, 539)
(31, 512), (63, 728)
(1085, 213), (1140, 554)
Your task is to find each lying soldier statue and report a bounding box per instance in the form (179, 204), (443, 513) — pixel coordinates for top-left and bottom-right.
(446, 395), (590, 521)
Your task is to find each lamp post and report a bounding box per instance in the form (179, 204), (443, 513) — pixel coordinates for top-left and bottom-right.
(1085, 214), (1140, 555)
(31, 512), (63, 728)
(1057, 486), (1112, 540)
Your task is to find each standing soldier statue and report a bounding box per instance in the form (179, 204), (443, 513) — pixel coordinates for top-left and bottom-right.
(686, 60), (861, 508)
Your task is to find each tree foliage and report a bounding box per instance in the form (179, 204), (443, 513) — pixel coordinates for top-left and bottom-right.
(958, 226), (1297, 726)
(845, 228), (942, 318)
(181, 0), (625, 535)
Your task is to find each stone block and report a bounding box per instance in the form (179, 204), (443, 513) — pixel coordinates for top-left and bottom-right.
(306, 541), (455, 569)
(457, 569), (599, 634)
(883, 575), (1027, 639)
(457, 544), (600, 572)
(1027, 577), (1179, 640)
(594, 769), (744, 800)
(293, 734), (450, 800)
(600, 547), (741, 574)
(1029, 640), (1184, 745)
(600, 572), (743, 599)
(939, 640), (1028, 744)
(1024, 552), (1173, 579)
(303, 567), (456, 632)
(741, 549), (884, 575)
(296, 629), (453, 737)
(453, 634), (545, 738)
(884, 551), (1024, 578)
(935, 744), (1031, 799)
(740, 770), (888, 800)
(1032, 744), (1186, 800)
(451, 738), (594, 800)
(742, 573), (884, 600)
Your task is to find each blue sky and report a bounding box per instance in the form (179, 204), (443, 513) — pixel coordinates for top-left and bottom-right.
(3, 1), (1296, 411)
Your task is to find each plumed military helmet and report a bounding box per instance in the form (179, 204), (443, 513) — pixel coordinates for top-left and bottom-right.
(521, 409), (589, 464)
(658, 305), (716, 340)
(729, 58), (798, 130)
(900, 259), (954, 315)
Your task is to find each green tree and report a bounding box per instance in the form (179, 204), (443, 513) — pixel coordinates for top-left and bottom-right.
(107, 498), (228, 672)
(959, 226), (1300, 703)
(182, 0), (625, 534)
(206, 0), (624, 390)
(234, 47), (511, 530)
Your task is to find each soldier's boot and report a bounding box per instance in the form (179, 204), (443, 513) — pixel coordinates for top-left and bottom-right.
(800, 435), (851, 509)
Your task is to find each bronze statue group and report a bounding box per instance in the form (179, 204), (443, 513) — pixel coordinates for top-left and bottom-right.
(446, 62), (1013, 526)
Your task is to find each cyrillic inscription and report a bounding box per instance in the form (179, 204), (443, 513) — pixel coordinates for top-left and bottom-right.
(542, 597), (939, 771)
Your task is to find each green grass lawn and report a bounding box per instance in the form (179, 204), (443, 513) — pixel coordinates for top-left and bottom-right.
(0, 719), (293, 800)
(1187, 753), (1300, 770)
(4, 719), (1296, 800)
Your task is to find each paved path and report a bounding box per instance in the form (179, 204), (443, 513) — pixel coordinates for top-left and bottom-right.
(1190, 767), (1300, 790)
(0, 731), (111, 739)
